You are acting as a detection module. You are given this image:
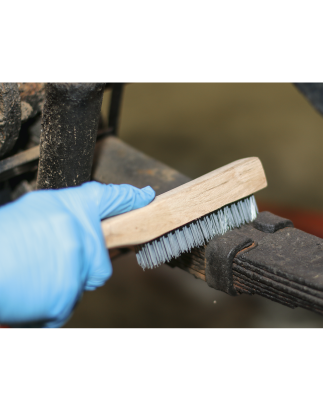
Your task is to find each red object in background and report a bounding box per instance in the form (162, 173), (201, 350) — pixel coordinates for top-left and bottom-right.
(257, 202), (323, 238)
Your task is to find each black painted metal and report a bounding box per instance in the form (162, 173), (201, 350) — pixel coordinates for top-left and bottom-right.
(205, 232), (253, 296)
(0, 83), (21, 158)
(37, 83), (105, 189)
(108, 83), (124, 136)
(294, 83), (323, 116)
(205, 211), (323, 314)
(253, 210), (293, 233)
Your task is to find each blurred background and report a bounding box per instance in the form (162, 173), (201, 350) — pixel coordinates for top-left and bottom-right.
(66, 83), (323, 327)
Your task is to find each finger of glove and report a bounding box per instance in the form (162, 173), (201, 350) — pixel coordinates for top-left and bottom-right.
(84, 239), (112, 291)
(56, 182), (155, 220)
(80, 182), (155, 219)
(80, 212), (113, 291)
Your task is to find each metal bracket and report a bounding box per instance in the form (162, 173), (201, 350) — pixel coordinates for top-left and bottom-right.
(205, 211), (323, 314)
(205, 212), (294, 295)
(205, 232), (253, 296)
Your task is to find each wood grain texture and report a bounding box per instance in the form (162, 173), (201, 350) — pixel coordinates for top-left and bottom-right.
(101, 157), (267, 248)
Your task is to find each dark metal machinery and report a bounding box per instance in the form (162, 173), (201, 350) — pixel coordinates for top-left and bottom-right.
(37, 83), (105, 189)
(0, 83), (322, 316)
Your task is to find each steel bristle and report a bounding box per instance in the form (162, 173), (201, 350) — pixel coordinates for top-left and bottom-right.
(135, 195), (258, 270)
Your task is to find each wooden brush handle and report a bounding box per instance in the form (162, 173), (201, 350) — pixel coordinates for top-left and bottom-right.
(101, 157), (267, 248)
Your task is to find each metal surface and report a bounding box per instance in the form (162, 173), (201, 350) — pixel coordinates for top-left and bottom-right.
(0, 83), (21, 157)
(294, 83), (323, 116)
(183, 211), (323, 314)
(252, 210), (293, 233)
(37, 83), (105, 189)
(92, 136), (190, 194)
(108, 83), (124, 136)
(205, 231), (253, 296)
(0, 145), (39, 182)
(0, 129), (113, 183)
(0, 82), (123, 184)
(18, 83), (46, 122)
(232, 215), (323, 314)
(205, 212), (297, 295)
(2, 83), (112, 129)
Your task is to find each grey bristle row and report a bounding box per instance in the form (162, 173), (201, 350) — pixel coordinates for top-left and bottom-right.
(135, 195), (258, 270)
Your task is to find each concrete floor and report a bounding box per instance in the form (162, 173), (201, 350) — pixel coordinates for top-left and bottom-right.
(65, 83), (323, 328)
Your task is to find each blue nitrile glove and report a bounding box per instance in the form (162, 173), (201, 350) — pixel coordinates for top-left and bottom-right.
(0, 182), (155, 328)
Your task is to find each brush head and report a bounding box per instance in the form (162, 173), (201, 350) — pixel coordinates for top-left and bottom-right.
(135, 195), (258, 270)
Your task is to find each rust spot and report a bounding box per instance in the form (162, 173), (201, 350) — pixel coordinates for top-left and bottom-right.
(136, 168), (178, 181)
(137, 168), (158, 177)
(18, 83), (45, 100)
(235, 241), (257, 256)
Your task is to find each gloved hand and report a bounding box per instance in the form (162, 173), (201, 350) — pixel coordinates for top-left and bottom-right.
(0, 182), (155, 328)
